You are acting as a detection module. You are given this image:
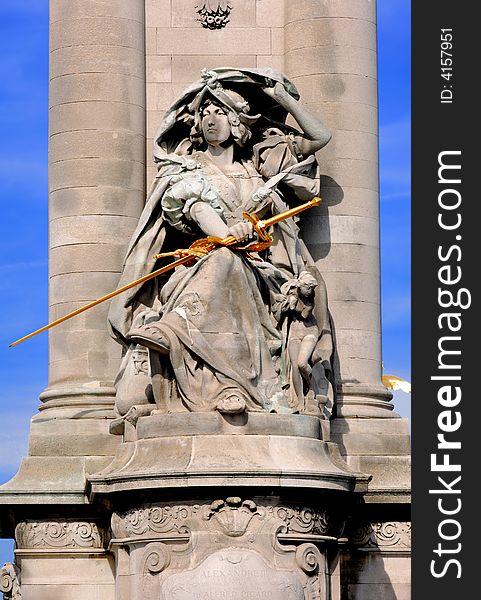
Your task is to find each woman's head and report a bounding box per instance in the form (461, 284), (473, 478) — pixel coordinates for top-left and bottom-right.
(189, 85), (258, 149)
(199, 101), (236, 148)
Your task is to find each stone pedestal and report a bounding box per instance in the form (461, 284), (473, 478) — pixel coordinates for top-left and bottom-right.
(86, 412), (368, 597)
(109, 498), (341, 600)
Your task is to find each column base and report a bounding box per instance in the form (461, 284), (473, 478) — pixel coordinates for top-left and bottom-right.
(335, 382), (398, 418)
(39, 382), (117, 418)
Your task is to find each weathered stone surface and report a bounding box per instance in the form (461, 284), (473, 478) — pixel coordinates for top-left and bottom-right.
(49, 102), (145, 135)
(286, 45), (377, 80)
(49, 215), (138, 248)
(146, 0), (173, 28)
(285, 18), (377, 52)
(338, 356), (381, 390)
(171, 55), (257, 82)
(155, 27), (272, 55)
(106, 496), (347, 599)
(343, 583), (411, 600)
(289, 73), (377, 107)
(50, 72), (145, 107)
(50, 45), (144, 79)
(49, 130), (144, 164)
(16, 521), (107, 550)
(317, 129), (379, 163)
(49, 245), (127, 277)
(51, 0), (144, 22)
(284, 0), (377, 23)
(313, 186), (379, 219)
(321, 271), (380, 303)
(47, 355), (122, 385)
(1, 457), (89, 494)
(257, 54), (285, 71)
(271, 27), (285, 55)
(21, 584), (115, 600)
(342, 552), (411, 599)
(302, 215), (380, 246)
(256, 0), (286, 28)
(18, 550), (115, 600)
(147, 82), (178, 112)
(145, 26), (157, 54)
(49, 158), (144, 192)
(309, 101), (378, 135)
(333, 433), (410, 457)
(305, 244), (380, 276)
(146, 55), (172, 83)
(328, 299), (381, 332)
(160, 549), (304, 599)
(331, 418), (410, 436)
(50, 17), (144, 52)
(341, 455), (411, 495)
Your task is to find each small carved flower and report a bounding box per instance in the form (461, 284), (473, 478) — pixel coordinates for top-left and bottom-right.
(252, 186), (271, 202)
(184, 158), (199, 171)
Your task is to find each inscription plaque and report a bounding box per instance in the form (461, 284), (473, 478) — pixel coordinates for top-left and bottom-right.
(160, 549), (305, 599)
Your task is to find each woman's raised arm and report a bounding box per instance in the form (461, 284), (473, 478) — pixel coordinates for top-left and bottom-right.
(263, 82), (332, 156)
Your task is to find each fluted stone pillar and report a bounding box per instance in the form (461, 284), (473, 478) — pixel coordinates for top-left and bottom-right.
(42, 0), (146, 416)
(284, 0), (391, 418)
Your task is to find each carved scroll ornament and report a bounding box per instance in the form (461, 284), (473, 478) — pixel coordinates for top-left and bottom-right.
(15, 520), (105, 549)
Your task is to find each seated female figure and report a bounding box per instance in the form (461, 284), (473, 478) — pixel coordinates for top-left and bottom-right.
(108, 68), (334, 417)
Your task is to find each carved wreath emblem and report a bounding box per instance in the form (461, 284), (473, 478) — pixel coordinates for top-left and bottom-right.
(196, 2), (232, 29)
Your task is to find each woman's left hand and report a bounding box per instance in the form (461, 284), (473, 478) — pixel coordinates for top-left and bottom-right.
(262, 81), (291, 103)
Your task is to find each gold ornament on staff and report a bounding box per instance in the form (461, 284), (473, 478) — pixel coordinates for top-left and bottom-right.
(9, 197), (322, 348)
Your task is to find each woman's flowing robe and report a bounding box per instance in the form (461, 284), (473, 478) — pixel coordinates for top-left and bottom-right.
(108, 134), (333, 413)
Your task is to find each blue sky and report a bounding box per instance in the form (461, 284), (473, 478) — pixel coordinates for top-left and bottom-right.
(0, 0), (410, 562)
(378, 0), (411, 420)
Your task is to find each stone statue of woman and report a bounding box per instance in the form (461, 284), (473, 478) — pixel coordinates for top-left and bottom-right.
(108, 68), (334, 418)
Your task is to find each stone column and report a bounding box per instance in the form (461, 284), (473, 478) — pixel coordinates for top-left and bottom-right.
(0, 0), (147, 520)
(284, 0), (391, 418)
(42, 0), (146, 416)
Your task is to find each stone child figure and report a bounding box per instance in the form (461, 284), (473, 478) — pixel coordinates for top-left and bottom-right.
(274, 271), (321, 409)
(108, 68), (334, 416)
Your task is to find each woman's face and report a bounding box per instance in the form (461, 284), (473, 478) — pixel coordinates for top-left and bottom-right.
(201, 104), (232, 146)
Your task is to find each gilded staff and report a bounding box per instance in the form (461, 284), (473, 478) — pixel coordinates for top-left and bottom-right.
(10, 196), (321, 347)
